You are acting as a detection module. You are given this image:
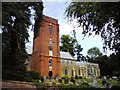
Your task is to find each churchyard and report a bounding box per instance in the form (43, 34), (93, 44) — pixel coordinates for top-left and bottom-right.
(32, 75), (120, 88)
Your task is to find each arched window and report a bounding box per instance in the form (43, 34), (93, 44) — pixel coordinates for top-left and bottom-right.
(49, 59), (52, 67)
(65, 67), (68, 75)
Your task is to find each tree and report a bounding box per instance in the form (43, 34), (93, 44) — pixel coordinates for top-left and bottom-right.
(108, 53), (120, 77)
(75, 44), (84, 61)
(65, 2), (120, 53)
(60, 34), (84, 61)
(71, 30), (84, 61)
(60, 35), (77, 56)
(87, 47), (102, 60)
(93, 55), (109, 76)
(2, 2), (43, 80)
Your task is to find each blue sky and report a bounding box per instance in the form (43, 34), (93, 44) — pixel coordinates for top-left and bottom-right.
(26, 1), (111, 56)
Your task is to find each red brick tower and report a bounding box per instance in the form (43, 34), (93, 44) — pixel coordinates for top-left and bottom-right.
(31, 15), (60, 78)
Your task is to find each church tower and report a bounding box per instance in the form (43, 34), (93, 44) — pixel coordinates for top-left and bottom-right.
(31, 15), (60, 78)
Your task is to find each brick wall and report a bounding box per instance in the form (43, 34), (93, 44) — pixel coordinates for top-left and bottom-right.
(31, 15), (60, 77)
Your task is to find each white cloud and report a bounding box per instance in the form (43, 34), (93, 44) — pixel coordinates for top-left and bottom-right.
(59, 22), (73, 36)
(59, 21), (113, 56)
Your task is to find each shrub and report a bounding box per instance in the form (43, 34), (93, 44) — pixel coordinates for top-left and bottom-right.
(75, 75), (78, 79)
(62, 75), (69, 80)
(79, 76), (82, 79)
(106, 75), (110, 79)
(62, 76), (69, 84)
(58, 78), (62, 83)
(81, 82), (89, 86)
(34, 82), (48, 88)
(97, 76), (103, 79)
(64, 79), (69, 84)
(40, 76), (44, 82)
(70, 77), (75, 85)
(26, 71), (39, 80)
(46, 76), (49, 79)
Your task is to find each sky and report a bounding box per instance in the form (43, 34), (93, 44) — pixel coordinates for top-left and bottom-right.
(26, 1), (112, 56)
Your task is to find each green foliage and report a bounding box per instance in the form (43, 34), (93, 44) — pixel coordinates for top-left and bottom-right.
(26, 71), (39, 80)
(61, 2), (120, 79)
(60, 35), (77, 56)
(60, 34), (84, 61)
(62, 76), (69, 84)
(79, 76), (83, 79)
(87, 47), (102, 60)
(40, 76), (44, 82)
(75, 75), (78, 79)
(57, 84), (94, 88)
(65, 2), (120, 53)
(33, 82), (48, 88)
(62, 75), (69, 80)
(75, 44), (85, 61)
(81, 82), (89, 86)
(70, 77), (75, 84)
(60, 29), (86, 61)
(2, 2), (43, 80)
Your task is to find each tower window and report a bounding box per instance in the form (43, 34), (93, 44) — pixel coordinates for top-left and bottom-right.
(49, 25), (52, 34)
(49, 46), (52, 51)
(49, 38), (52, 44)
(49, 59), (52, 67)
(49, 51), (52, 56)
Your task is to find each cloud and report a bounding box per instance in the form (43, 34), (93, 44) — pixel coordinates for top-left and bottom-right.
(58, 21), (112, 56)
(59, 22), (73, 36)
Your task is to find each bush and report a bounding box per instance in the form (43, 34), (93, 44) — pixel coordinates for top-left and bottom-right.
(97, 76), (103, 79)
(62, 76), (69, 84)
(40, 76), (44, 82)
(26, 71), (39, 80)
(79, 76), (82, 79)
(75, 75), (78, 79)
(62, 75), (69, 79)
(34, 82), (48, 88)
(59, 78), (62, 83)
(106, 75), (111, 79)
(64, 79), (69, 84)
(70, 77), (75, 85)
(81, 82), (89, 86)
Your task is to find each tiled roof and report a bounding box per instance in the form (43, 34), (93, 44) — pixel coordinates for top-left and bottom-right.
(60, 51), (74, 60)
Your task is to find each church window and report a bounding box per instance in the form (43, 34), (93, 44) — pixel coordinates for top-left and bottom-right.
(49, 59), (52, 67)
(88, 68), (91, 75)
(78, 68), (80, 75)
(49, 46), (52, 51)
(49, 51), (52, 56)
(49, 38), (52, 44)
(72, 69), (74, 76)
(65, 67), (68, 75)
(49, 24), (52, 34)
(67, 61), (69, 64)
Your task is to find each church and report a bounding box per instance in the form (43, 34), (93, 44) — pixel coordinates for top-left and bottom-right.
(28, 15), (100, 79)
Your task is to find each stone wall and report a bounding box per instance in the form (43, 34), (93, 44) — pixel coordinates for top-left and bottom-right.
(2, 80), (36, 89)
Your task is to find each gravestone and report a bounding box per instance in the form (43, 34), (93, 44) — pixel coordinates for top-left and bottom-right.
(93, 75), (99, 88)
